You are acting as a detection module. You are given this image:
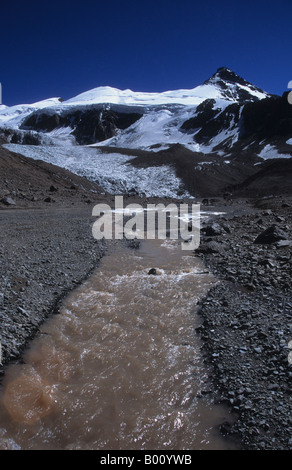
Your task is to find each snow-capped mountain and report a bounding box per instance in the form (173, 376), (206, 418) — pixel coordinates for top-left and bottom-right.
(0, 67), (273, 151)
(1, 67), (292, 198)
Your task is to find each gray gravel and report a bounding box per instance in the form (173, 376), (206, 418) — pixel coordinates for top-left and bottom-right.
(0, 206), (106, 373)
(1, 194), (291, 450)
(194, 195), (292, 450)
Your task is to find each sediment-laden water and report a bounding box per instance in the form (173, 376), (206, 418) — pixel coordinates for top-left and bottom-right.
(0, 238), (235, 450)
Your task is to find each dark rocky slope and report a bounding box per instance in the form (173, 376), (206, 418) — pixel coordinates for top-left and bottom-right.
(0, 145), (103, 208)
(20, 107), (143, 145)
(180, 92), (292, 156)
(195, 196), (292, 449)
(0, 145), (113, 371)
(99, 143), (292, 198)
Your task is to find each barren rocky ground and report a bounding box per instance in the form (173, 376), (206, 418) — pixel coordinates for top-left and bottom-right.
(195, 195), (292, 450)
(0, 144), (291, 450)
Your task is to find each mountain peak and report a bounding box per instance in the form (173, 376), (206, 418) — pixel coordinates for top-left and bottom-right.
(205, 67), (251, 87)
(216, 66), (235, 75)
(204, 67), (268, 102)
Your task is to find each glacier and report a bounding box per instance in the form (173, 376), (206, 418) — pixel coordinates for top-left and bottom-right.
(2, 67), (289, 198)
(3, 143), (190, 198)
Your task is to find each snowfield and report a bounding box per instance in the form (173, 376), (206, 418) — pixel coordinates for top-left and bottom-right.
(60, 84), (226, 107)
(258, 144), (292, 160)
(0, 98), (63, 128)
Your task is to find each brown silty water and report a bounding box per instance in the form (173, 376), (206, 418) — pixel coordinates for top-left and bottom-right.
(0, 238), (236, 450)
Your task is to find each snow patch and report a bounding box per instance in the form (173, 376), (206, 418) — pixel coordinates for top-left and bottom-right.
(258, 144), (291, 160)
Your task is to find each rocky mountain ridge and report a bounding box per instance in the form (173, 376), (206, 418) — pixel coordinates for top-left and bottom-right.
(1, 67), (291, 198)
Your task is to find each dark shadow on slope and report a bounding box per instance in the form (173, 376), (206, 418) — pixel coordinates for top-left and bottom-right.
(226, 157), (292, 197)
(95, 144), (262, 198)
(0, 145), (104, 208)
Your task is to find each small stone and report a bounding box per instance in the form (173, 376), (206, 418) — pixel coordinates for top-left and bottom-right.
(147, 268), (157, 275)
(1, 196), (16, 206)
(276, 240), (292, 248)
(267, 383), (279, 391)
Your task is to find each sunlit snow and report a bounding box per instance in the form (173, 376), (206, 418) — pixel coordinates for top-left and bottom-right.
(4, 144), (189, 198)
(0, 98), (62, 128)
(63, 84), (225, 107)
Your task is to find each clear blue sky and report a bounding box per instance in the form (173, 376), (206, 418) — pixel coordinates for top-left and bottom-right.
(1, 0), (292, 106)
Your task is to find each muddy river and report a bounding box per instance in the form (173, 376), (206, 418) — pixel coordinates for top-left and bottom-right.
(0, 238), (235, 450)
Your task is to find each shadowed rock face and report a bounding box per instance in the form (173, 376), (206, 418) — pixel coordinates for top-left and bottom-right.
(21, 108), (143, 144)
(180, 99), (220, 133)
(180, 92), (292, 154)
(71, 109), (142, 145)
(22, 112), (64, 133)
(238, 93), (292, 140)
(203, 66), (268, 102)
(0, 128), (42, 145)
(181, 100), (241, 145)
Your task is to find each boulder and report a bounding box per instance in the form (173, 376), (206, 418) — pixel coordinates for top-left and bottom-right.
(147, 268), (157, 275)
(203, 222), (222, 236)
(254, 225), (288, 244)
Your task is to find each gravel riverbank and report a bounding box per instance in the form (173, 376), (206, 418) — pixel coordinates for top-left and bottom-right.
(1, 145), (291, 450)
(0, 206), (107, 372)
(194, 195), (292, 450)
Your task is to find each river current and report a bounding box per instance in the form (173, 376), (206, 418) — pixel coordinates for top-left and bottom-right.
(0, 238), (235, 450)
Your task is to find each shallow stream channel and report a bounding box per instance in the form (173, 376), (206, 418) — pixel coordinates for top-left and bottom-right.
(0, 236), (237, 450)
